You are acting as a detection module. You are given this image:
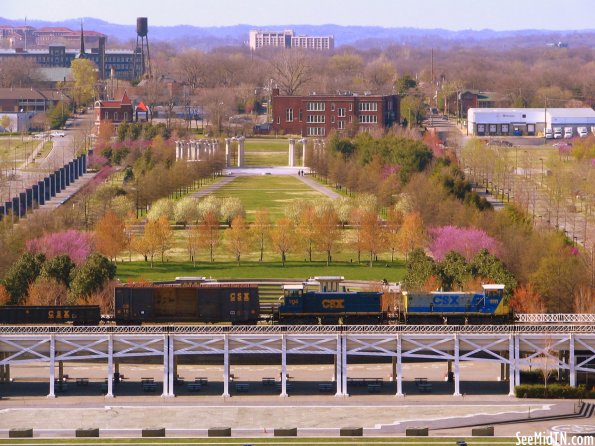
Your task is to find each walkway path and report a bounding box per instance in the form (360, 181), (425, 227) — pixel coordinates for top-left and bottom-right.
(296, 174), (341, 200)
(189, 175), (236, 199)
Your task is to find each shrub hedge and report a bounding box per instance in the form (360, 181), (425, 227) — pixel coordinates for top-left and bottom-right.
(515, 384), (595, 399)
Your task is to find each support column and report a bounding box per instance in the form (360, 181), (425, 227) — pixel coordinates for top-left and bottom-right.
(168, 335), (175, 397)
(302, 140), (307, 167)
(4, 364), (9, 383)
(175, 141), (181, 160)
(161, 335), (168, 398)
(453, 335), (461, 396)
(508, 335), (516, 396)
(225, 138), (231, 166)
(58, 361), (64, 382)
(48, 335), (55, 398)
(515, 335), (520, 386)
(569, 334), (576, 387)
(335, 335), (342, 397)
(288, 139), (295, 167)
(342, 334), (348, 397)
(237, 137), (245, 167)
(222, 335), (230, 397)
(391, 357), (396, 383)
(106, 334), (114, 398)
(396, 336), (403, 397)
(280, 334), (288, 397)
(500, 361), (506, 381)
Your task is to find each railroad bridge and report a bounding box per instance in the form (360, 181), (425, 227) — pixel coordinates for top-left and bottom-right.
(0, 321), (594, 398)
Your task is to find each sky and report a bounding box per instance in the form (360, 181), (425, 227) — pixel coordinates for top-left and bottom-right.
(3, 0), (594, 30)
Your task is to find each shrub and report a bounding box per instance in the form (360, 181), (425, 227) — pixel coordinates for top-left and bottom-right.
(515, 384), (595, 399)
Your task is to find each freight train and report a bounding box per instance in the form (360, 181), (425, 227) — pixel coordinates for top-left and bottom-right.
(0, 277), (511, 326)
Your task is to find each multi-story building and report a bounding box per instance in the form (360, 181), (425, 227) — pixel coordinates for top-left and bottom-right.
(249, 30), (334, 51)
(271, 89), (400, 137)
(0, 24), (105, 49)
(94, 91), (134, 126)
(0, 87), (69, 113)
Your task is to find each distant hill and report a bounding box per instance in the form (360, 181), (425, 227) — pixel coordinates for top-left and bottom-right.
(1, 17), (594, 50)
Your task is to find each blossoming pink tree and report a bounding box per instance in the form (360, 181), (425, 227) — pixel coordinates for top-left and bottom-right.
(429, 226), (500, 261)
(26, 230), (94, 265)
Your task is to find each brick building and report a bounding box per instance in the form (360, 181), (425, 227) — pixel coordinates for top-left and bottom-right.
(249, 30), (334, 51)
(0, 87), (69, 112)
(271, 90), (399, 137)
(94, 91), (133, 126)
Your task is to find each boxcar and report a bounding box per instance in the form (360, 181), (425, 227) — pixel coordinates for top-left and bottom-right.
(114, 284), (259, 324)
(0, 305), (101, 325)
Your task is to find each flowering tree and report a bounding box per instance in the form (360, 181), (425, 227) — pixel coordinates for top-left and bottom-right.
(26, 230), (94, 265)
(429, 226), (500, 261)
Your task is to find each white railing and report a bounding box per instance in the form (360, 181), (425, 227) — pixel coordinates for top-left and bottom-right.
(517, 314), (595, 323)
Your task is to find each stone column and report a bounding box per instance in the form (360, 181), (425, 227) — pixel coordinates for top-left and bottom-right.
(237, 137), (245, 167)
(225, 138), (231, 167)
(453, 334), (461, 396)
(335, 335), (342, 397)
(302, 139), (307, 167)
(288, 138), (295, 167)
(222, 335), (230, 397)
(280, 334), (288, 397)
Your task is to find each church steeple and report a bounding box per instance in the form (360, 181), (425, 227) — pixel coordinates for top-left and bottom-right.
(80, 20), (85, 54)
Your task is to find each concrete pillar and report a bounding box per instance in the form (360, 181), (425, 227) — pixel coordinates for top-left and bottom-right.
(500, 361), (507, 382)
(453, 335), (461, 396)
(396, 336), (403, 397)
(342, 334), (348, 397)
(569, 334), (576, 387)
(168, 335), (175, 397)
(225, 138), (231, 166)
(175, 141), (181, 160)
(44, 177), (50, 200)
(222, 335), (230, 397)
(48, 335), (56, 398)
(280, 334), (288, 397)
(391, 356), (396, 383)
(58, 361), (64, 382)
(37, 181), (45, 206)
(508, 335), (515, 396)
(64, 164), (70, 186)
(106, 334), (114, 398)
(288, 139), (295, 167)
(302, 140), (307, 167)
(335, 335), (342, 397)
(161, 335), (168, 398)
(515, 336), (520, 386)
(19, 192), (26, 217)
(237, 137), (245, 167)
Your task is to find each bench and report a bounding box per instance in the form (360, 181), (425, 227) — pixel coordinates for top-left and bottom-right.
(367, 383), (381, 393)
(143, 382), (157, 392)
(318, 383), (334, 392)
(75, 378), (89, 386)
(194, 377), (208, 386)
(235, 383), (249, 392)
(262, 377), (276, 386)
(418, 383), (433, 393)
(347, 378), (383, 387)
(275, 382), (293, 391)
(187, 382), (202, 392)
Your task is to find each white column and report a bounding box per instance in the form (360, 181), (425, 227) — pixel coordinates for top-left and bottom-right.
(225, 138), (231, 166)
(514, 335), (520, 386)
(237, 137), (245, 167)
(175, 141), (181, 160)
(106, 335), (114, 398)
(280, 334), (288, 397)
(569, 334), (576, 387)
(48, 335), (55, 398)
(161, 335), (168, 397)
(168, 335), (175, 396)
(302, 140), (307, 167)
(288, 139), (295, 167)
(342, 334), (348, 397)
(222, 335), (230, 397)
(396, 336), (403, 397)
(334, 335), (342, 397)
(508, 335), (515, 396)
(453, 334), (461, 396)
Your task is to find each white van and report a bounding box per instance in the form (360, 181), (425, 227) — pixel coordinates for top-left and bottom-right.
(577, 127), (588, 137)
(563, 127), (573, 139)
(553, 127), (562, 139)
(545, 128), (553, 139)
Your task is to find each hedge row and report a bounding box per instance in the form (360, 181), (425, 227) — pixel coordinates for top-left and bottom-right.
(515, 384), (595, 399)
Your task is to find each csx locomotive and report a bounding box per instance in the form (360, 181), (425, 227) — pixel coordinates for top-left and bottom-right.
(0, 277), (511, 326)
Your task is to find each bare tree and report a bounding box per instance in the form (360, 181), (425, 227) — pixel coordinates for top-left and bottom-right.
(269, 50), (312, 95)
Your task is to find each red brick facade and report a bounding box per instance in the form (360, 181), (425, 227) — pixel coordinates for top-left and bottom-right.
(94, 91), (134, 126)
(271, 90), (400, 137)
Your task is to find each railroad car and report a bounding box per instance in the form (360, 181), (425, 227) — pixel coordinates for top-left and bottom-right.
(276, 276), (390, 324)
(114, 283), (260, 325)
(400, 284), (511, 324)
(0, 305), (101, 325)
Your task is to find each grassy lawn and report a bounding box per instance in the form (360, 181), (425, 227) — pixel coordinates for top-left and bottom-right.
(0, 437), (518, 444)
(0, 138), (39, 169)
(116, 259), (406, 284)
(244, 137), (294, 166)
(212, 175), (325, 221)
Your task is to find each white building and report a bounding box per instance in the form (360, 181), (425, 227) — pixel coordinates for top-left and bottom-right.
(249, 29), (334, 51)
(467, 107), (595, 136)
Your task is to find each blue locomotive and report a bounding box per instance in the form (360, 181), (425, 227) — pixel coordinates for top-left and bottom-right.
(401, 284), (512, 324)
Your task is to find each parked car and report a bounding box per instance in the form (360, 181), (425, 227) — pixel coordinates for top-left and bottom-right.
(50, 131), (65, 137)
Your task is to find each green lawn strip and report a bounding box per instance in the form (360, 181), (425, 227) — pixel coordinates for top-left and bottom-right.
(115, 260), (406, 288)
(245, 138), (290, 152)
(0, 138), (39, 169)
(212, 175), (325, 221)
(245, 153), (289, 166)
(0, 438), (517, 444)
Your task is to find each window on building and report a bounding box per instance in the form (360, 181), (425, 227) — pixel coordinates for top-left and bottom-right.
(307, 102), (325, 112)
(358, 115), (378, 124)
(299, 109), (303, 121)
(104, 112), (109, 120)
(331, 103), (335, 111)
(286, 108), (294, 122)
(349, 104), (353, 111)
(359, 102), (378, 112)
(124, 112), (128, 121)
(114, 112), (118, 121)
(277, 116), (281, 124)
(306, 115), (325, 123)
(338, 120), (345, 129)
(307, 127), (325, 136)
(331, 116), (335, 123)
(338, 108), (346, 117)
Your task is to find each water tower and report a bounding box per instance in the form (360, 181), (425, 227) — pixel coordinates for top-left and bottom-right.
(136, 17), (152, 78)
